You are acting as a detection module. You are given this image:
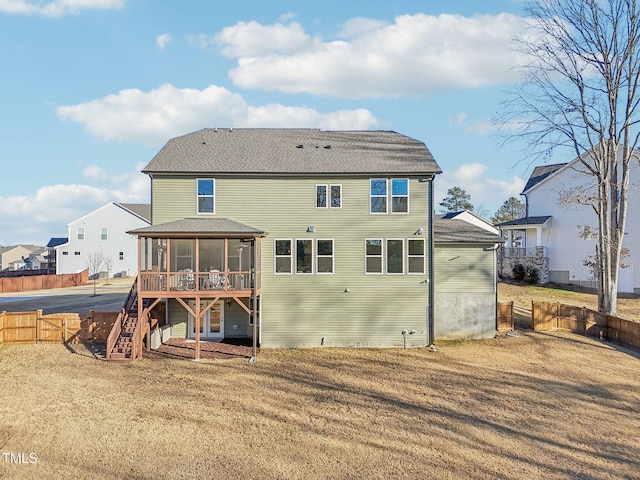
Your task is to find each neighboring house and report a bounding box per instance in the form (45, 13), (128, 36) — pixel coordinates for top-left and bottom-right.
(55, 202), (151, 278)
(122, 128), (503, 359)
(498, 150), (640, 293)
(434, 212), (504, 340)
(25, 247), (49, 270)
(0, 245), (40, 271)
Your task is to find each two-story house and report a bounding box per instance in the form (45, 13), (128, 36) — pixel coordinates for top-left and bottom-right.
(56, 202), (151, 278)
(498, 148), (640, 293)
(118, 128), (505, 361)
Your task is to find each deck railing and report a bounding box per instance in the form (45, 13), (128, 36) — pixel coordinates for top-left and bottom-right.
(106, 309), (124, 359)
(139, 271), (252, 292)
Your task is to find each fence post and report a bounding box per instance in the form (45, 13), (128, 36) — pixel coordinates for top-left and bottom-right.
(36, 309), (43, 343)
(63, 318), (67, 344)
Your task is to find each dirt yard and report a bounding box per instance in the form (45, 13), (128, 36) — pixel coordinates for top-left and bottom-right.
(1, 330), (639, 479)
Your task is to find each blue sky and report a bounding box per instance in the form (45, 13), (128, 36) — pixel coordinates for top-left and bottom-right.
(0, 0), (538, 246)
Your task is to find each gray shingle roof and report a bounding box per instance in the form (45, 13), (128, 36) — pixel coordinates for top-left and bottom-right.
(128, 218), (265, 236)
(118, 203), (151, 222)
(434, 217), (504, 244)
(496, 216), (552, 227)
(143, 128), (441, 176)
(522, 163), (567, 193)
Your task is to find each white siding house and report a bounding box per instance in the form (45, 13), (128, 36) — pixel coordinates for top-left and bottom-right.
(499, 150), (640, 293)
(55, 203), (150, 278)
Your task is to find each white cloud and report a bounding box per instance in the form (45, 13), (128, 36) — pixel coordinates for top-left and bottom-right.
(156, 33), (172, 51)
(0, 0), (125, 17)
(214, 21), (314, 57)
(0, 165), (148, 246)
(56, 83), (381, 145)
(216, 13), (527, 99)
(435, 163), (526, 216)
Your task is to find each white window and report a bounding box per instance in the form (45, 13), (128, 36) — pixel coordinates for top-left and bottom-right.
(370, 179), (387, 213)
(77, 227), (85, 240)
(407, 239), (425, 274)
(386, 239), (404, 274)
(296, 239), (313, 274)
(316, 239), (334, 274)
(100, 227), (108, 241)
(365, 239), (383, 274)
(197, 178), (215, 214)
(316, 184), (342, 208)
(391, 179), (409, 213)
(370, 178), (409, 214)
(274, 239), (292, 274)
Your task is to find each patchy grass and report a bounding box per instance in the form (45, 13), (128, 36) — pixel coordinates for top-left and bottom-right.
(498, 281), (640, 321)
(1, 333), (639, 479)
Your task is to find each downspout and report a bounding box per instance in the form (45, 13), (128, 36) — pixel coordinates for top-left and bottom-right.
(428, 178), (435, 347)
(250, 235), (258, 362)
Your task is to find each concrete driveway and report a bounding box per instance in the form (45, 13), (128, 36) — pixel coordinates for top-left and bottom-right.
(0, 277), (133, 315)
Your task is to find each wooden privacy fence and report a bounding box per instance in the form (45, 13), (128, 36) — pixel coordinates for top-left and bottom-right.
(497, 301), (514, 332)
(0, 310), (118, 345)
(532, 302), (640, 349)
(0, 269), (88, 293)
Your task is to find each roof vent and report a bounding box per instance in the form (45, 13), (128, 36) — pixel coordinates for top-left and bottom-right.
(201, 141), (206, 145)
(213, 127), (218, 132)
(296, 144), (304, 149)
(324, 145), (332, 149)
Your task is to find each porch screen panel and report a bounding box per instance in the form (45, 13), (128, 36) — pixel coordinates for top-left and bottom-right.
(199, 239), (224, 272)
(171, 239), (194, 271)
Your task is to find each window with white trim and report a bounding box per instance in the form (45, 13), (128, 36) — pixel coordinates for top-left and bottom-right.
(316, 239), (334, 274)
(197, 178), (215, 214)
(100, 227), (108, 241)
(365, 239), (383, 274)
(77, 227), (85, 240)
(391, 179), (409, 213)
(275, 239), (292, 274)
(119, 251), (124, 261)
(386, 239), (404, 274)
(407, 239), (425, 274)
(370, 179), (387, 213)
(316, 184), (342, 208)
(296, 239), (313, 274)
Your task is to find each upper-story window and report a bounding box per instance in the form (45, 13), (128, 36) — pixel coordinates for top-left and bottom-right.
(100, 227), (108, 241)
(197, 179), (215, 214)
(275, 239), (292, 274)
(77, 227), (85, 240)
(391, 179), (409, 213)
(370, 178), (409, 214)
(316, 185), (342, 208)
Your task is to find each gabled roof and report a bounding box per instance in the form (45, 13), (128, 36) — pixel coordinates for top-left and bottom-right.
(128, 218), (265, 236)
(496, 216), (552, 227)
(522, 163), (567, 193)
(0, 244), (41, 255)
(118, 203), (151, 223)
(434, 216), (504, 244)
(143, 128), (441, 176)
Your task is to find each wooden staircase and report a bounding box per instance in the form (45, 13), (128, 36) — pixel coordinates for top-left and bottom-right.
(109, 316), (139, 361)
(106, 276), (150, 363)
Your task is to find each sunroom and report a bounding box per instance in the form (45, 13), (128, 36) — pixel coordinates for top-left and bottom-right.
(129, 218), (265, 360)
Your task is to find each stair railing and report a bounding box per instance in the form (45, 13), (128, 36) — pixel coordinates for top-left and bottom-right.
(106, 309), (124, 360)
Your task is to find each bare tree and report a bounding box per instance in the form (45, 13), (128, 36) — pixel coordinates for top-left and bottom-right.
(499, 0), (640, 315)
(103, 256), (113, 284)
(86, 250), (105, 296)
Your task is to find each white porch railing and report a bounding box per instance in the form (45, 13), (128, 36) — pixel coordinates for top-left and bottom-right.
(502, 247), (547, 258)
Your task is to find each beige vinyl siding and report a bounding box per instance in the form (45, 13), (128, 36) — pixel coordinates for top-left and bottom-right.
(434, 244), (495, 293)
(153, 175), (433, 348)
(168, 299), (188, 338)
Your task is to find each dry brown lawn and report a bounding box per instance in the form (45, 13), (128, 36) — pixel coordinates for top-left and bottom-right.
(1, 328), (639, 479)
